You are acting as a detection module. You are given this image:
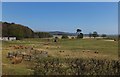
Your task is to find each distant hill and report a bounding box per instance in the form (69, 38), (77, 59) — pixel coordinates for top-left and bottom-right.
(49, 31), (90, 37)
(49, 31), (118, 37)
(2, 22), (34, 39)
(1, 22), (53, 39)
(49, 31), (66, 35)
(1, 22), (117, 39)
(49, 31), (77, 36)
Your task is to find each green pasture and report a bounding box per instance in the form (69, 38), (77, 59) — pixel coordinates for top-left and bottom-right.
(2, 38), (118, 75)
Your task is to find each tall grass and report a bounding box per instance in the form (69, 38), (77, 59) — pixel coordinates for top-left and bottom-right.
(31, 57), (120, 75)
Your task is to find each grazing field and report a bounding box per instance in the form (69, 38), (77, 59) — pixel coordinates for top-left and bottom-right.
(2, 38), (119, 75)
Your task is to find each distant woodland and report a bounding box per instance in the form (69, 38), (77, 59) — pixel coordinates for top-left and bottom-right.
(0, 22), (119, 40)
(1, 22), (53, 39)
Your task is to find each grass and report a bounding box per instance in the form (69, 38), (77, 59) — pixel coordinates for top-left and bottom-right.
(59, 39), (117, 55)
(2, 38), (118, 75)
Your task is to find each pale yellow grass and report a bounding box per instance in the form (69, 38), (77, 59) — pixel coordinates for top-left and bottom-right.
(35, 45), (118, 60)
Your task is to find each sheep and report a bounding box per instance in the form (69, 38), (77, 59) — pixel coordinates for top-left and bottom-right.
(46, 47), (49, 49)
(7, 51), (19, 59)
(21, 52), (27, 56)
(24, 55), (32, 61)
(66, 55), (69, 56)
(9, 45), (12, 47)
(6, 52), (13, 58)
(59, 51), (62, 53)
(24, 47), (27, 49)
(47, 39), (50, 42)
(94, 51), (99, 54)
(11, 55), (24, 64)
(31, 47), (33, 50)
(59, 50), (64, 53)
(14, 46), (18, 49)
(57, 46), (60, 48)
(43, 43), (49, 45)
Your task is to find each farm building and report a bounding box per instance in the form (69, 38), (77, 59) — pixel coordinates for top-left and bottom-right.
(0, 37), (16, 41)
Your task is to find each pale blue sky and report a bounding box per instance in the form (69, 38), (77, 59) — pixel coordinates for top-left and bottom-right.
(2, 2), (118, 34)
(2, 0), (119, 2)
(0, 2), (2, 21)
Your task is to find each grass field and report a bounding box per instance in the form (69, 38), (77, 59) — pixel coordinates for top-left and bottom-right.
(2, 38), (119, 75)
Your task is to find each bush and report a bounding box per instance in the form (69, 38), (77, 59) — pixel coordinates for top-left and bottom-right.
(61, 34), (68, 39)
(35, 32), (53, 38)
(71, 37), (75, 39)
(31, 58), (120, 75)
(54, 37), (58, 42)
(55, 36), (58, 39)
(77, 33), (83, 39)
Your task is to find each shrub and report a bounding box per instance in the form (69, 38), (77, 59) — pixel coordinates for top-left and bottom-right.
(77, 33), (83, 39)
(31, 58), (120, 75)
(61, 34), (68, 39)
(71, 37), (75, 39)
(55, 36), (58, 39)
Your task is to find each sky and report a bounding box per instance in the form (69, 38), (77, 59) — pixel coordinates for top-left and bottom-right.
(0, 2), (2, 21)
(1, 0), (119, 2)
(2, 2), (118, 34)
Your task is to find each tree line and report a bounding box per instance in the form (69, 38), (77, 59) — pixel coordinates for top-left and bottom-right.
(2, 22), (53, 39)
(61, 29), (106, 39)
(1, 22), (112, 40)
(76, 29), (107, 39)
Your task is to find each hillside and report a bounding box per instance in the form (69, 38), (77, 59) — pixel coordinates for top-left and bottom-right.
(1, 22), (53, 39)
(49, 31), (90, 37)
(2, 22), (34, 39)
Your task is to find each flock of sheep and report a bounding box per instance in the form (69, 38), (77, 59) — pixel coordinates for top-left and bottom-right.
(6, 45), (48, 64)
(5, 42), (120, 75)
